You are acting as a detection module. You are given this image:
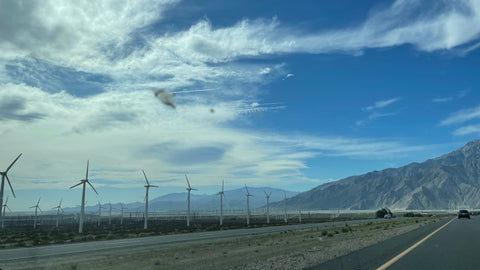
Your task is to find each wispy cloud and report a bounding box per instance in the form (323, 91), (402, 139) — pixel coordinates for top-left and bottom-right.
(433, 97), (454, 103)
(357, 98), (401, 126)
(432, 90), (467, 103)
(440, 105), (480, 126)
(363, 98), (401, 111)
(453, 124), (480, 136)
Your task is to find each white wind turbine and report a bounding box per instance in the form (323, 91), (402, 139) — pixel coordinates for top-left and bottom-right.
(1, 196), (12, 230)
(97, 201), (106, 227)
(283, 191), (287, 224)
(0, 153), (22, 229)
(120, 203), (128, 225)
(30, 198), (42, 229)
(70, 160), (98, 233)
(142, 170), (158, 229)
(185, 175), (197, 227)
(52, 199), (63, 228)
(264, 191), (271, 224)
(298, 198), (302, 223)
(108, 202), (115, 225)
(217, 180), (225, 226)
(245, 185), (253, 225)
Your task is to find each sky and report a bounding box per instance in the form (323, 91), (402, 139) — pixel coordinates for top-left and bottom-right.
(1, 0), (480, 211)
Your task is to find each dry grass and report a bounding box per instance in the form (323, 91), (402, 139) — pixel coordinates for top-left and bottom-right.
(3, 217), (444, 270)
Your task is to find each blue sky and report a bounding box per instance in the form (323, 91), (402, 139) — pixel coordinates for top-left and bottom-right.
(1, 0), (480, 211)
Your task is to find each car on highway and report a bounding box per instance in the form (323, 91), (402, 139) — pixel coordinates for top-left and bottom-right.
(458, 210), (470, 219)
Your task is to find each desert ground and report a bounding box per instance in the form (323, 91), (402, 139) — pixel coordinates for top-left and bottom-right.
(0, 215), (445, 270)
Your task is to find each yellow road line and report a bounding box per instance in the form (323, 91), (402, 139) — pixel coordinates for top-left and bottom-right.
(376, 217), (456, 270)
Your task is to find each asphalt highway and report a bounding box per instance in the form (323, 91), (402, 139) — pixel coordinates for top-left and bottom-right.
(311, 216), (479, 270)
(0, 218), (391, 263)
(386, 216), (480, 270)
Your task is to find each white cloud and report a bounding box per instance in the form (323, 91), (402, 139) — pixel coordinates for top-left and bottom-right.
(440, 105), (480, 125)
(0, 83), (432, 191)
(259, 67), (272, 75)
(453, 124), (480, 136)
(363, 98), (401, 111)
(433, 97), (454, 103)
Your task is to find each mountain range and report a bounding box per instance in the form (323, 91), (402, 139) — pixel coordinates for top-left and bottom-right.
(62, 187), (299, 213)
(278, 140), (480, 210)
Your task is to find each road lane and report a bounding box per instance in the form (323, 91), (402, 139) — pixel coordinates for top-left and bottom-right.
(308, 217), (451, 270)
(0, 218), (393, 263)
(387, 216), (480, 270)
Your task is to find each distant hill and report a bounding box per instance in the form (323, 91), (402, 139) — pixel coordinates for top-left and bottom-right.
(62, 187), (299, 213)
(274, 140), (480, 210)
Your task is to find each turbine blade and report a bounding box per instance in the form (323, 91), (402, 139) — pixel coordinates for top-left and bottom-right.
(5, 175), (16, 198)
(38, 206), (43, 213)
(191, 188), (198, 191)
(70, 182), (83, 189)
(245, 184), (249, 194)
(6, 206), (12, 213)
(142, 170), (150, 185)
(150, 185), (159, 188)
(6, 153), (22, 172)
(59, 198), (63, 207)
(87, 181), (99, 195)
(222, 180), (224, 192)
(185, 174), (191, 188)
(5, 196), (9, 204)
(37, 198), (41, 206)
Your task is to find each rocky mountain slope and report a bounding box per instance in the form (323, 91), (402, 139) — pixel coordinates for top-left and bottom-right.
(278, 140), (480, 210)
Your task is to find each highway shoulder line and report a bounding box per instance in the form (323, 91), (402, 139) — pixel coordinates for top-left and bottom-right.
(376, 217), (456, 270)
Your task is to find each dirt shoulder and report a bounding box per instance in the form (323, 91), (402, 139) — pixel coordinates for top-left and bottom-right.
(2, 216), (446, 270)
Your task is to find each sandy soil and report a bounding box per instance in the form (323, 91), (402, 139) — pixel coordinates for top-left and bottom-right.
(2, 217), (444, 270)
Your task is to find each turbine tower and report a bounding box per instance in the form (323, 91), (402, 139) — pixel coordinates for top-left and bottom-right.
(0, 153), (22, 229)
(245, 185), (253, 225)
(142, 170), (158, 229)
(120, 203), (128, 225)
(97, 201), (106, 227)
(52, 199), (63, 228)
(217, 180), (225, 226)
(185, 175), (197, 227)
(1, 196), (11, 230)
(108, 202), (114, 225)
(283, 191), (287, 224)
(30, 198), (42, 229)
(264, 191), (271, 224)
(298, 198), (302, 223)
(70, 160), (98, 233)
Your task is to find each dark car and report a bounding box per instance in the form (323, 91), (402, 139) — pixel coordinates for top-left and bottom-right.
(458, 210), (470, 219)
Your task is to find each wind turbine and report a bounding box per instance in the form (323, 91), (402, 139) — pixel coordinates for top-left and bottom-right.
(217, 180), (225, 226)
(298, 198), (302, 223)
(283, 191), (287, 224)
(264, 191), (271, 224)
(245, 185), (253, 225)
(97, 201), (106, 227)
(70, 160), (98, 233)
(120, 203), (128, 225)
(0, 153), (22, 229)
(52, 199), (63, 228)
(30, 198), (42, 229)
(108, 202), (115, 225)
(185, 175), (197, 227)
(142, 170), (158, 229)
(1, 196), (12, 230)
